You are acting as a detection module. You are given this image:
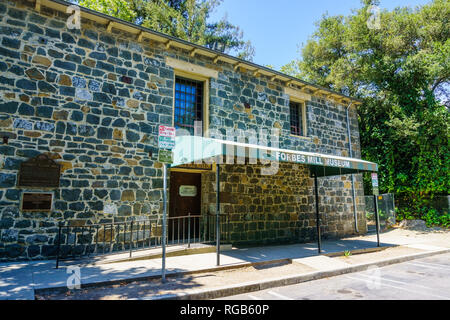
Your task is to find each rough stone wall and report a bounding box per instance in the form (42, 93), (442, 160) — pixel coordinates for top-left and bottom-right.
(0, 0), (173, 260)
(202, 162), (366, 246)
(205, 70), (361, 158)
(0, 0), (366, 261)
(202, 163), (315, 245)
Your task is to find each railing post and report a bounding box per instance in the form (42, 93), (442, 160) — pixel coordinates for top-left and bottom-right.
(95, 225), (99, 254)
(72, 227), (76, 259)
(129, 221), (134, 258)
(227, 214), (230, 244)
(162, 163), (168, 283)
(87, 226), (92, 257)
(143, 220), (146, 249)
(188, 213), (191, 249)
(374, 195), (381, 247)
(103, 225), (106, 254)
(55, 223), (62, 269)
(121, 223), (125, 251)
(314, 172), (322, 254)
(216, 164), (221, 266)
(110, 224), (113, 253)
(206, 214), (209, 243)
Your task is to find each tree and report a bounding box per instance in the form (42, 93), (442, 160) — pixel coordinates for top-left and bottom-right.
(76, 0), (255, 60)
(282, 0), (450, 215)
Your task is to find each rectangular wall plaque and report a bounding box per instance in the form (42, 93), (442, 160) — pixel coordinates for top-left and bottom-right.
(17, 154), (61, 188)
(179, 185), (198, 197)
(21, 193), (53, 212)
(175, 163), (213, 171)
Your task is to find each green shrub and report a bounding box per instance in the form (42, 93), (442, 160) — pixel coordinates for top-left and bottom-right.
(421, 208), (450, 228)
(396, 207), (450, 228)
(395, 207), (416, 221)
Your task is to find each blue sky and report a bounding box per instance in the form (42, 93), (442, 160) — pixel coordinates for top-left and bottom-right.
(209, 0), (432, 70)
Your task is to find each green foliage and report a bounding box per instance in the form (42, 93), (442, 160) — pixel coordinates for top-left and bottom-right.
(421, 208), (450, 228)
(395, 207), (417, 221)
(365, 209), (387, 221)
(77, 0), (138, 21)
(396, 207), (450, 228)
(283, 0), (450, 224)
(365, 211), (373, 220)
(76, 0), (255, 60)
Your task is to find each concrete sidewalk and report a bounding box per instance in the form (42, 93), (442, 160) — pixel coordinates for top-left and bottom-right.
(1, 228), (449, 300)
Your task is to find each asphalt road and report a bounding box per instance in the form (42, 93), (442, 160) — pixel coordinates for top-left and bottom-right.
(219, 252), (450, 300)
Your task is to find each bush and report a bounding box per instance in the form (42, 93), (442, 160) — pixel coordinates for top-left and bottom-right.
(421, 208), (450, 228)
(395, 207), (416, 221)
(396, 207), (450, 228)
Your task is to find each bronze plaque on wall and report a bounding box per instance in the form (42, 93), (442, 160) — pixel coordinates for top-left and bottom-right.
(175, 163), (213, 171)
(17, 154), (61, 188)
(21, 193), (53, 212)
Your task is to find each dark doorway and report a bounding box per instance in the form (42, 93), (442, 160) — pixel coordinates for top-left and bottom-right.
(169, 171), (202, 242)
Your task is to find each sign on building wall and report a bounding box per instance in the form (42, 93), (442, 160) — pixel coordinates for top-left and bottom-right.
(174, 163), (213, 171)
(21, 193), (53, 212)
(158, 149), (174, 164)
(158, 126), (176, 149)
(274, 152), (351, 169)
(158, 126), (176, 164)
(179, 185), (198, 197)
(17, 154), (61, 188)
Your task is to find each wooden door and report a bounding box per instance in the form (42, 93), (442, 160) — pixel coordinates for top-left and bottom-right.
(169, 172), (201, 242)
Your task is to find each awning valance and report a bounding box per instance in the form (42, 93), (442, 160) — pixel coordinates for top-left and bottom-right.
(172, 136), (378, 177)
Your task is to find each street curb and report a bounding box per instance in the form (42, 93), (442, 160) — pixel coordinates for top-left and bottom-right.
(33, 258), (292, 296)
(323, 246), (390, 257)
(144, 248), (450, 300)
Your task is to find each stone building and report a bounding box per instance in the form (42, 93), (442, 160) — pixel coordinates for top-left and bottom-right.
(0, 0), (377, 261)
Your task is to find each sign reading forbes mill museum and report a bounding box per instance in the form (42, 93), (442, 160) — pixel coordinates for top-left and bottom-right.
(274, 152), (351, 169)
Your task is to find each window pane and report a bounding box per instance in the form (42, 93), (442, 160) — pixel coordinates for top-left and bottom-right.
(174, 76), (204, 136)
(290, 101), (303, 136)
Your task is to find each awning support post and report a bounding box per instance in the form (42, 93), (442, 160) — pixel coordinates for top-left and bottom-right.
(313, 172), (322, 254)
(161, 163), (168, 283)
(216, 163), (221, 266)
(373, 195), (380, 247)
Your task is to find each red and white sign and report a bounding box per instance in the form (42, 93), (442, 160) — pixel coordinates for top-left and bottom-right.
(159, 126), (176, 138)
(159, 126), (176, 150)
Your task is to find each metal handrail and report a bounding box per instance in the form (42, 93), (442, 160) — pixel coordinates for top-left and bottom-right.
(168, 214), (201, 219)
(56, 219), (156, 268)
(55, 214), (207, 268)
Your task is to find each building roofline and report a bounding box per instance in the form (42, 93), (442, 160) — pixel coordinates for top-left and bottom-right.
(33, 0), (363, 105)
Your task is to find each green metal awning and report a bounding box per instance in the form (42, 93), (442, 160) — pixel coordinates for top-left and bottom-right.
(172, 136), (378, 177)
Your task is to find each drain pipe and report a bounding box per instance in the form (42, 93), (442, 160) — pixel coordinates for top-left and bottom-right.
(346, 103), (359, 233)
